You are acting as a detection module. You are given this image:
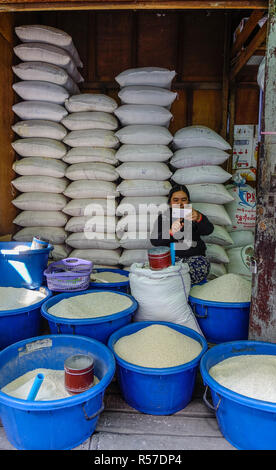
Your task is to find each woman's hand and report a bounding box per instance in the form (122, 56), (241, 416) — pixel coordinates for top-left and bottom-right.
(170, 219), (184, 235)
(184, 209), (202, 222)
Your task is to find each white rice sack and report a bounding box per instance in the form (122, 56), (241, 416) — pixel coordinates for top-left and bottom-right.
(12, 120), (67, 140)
(116, 196), (168, 216)
(13, 227), (67, 244)
(12, 81), (69, 104)
(201, 225), (234, 247)
(49, 244), (72, 261)
(12, 138), (67, 159)
(66, 232), (120, 250)
(225, 183), (256, 231)
(116, 214), (158, 235)
(116, 162), (172, 181)
(190, 273), (251, 303)
(116, 144), (172, 163)
(61, 111), (118, 131)
(114, 104), (172, 127)
(65, 163), (119, 182)
(115, 125), (173, 145)
(12, 62), (80, 94)
(192, 203), (232, 226)
(205, 244), (229, 264)
(115, 67), (176, 88)
(63, 147), (117, 165)
(12, 176), (68, 194)
(120, 249), (148, 266)
(208, 263), (227, 280)
(13, 157), (67, 178)
(65, 215), (117, 234)
(0, 286), (47, 311)
(64, 180), (119, 199)
(226, 245), (254, 280)
(65, 94), (118, 113)
(63, 129), (119, 149)
(187, 183), (234, 204)
(172, 166), (232, 185)
(119, 232), (153, 250)
(12, 193), (67, 211)
(171, 147), (230, 169)
(13, 211), (69, 228)
(15, 24), (83, 68)
(70, 249), (121, 266)
(118, 85), (177, 106)
(13, 43), (84, 83)
(173, 126), (231, 150)
(229, 230), (255, 248)
(12, 101), (68, 122)
(117, 179), (172, 197)
(63, 198), (117, 217)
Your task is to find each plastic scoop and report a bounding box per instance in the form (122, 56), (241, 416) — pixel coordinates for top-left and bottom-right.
(27, 373), (44, 401)
(170, 243), (175, 266)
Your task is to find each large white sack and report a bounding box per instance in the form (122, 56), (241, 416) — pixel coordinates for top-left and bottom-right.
(116, 196), (168, 216)
(12, 101), (68, 122)
(115, 67), (176, 88)
(13, 210), (69, 228)
(12, 120), (67, 140)
(13, 227), (67, 244)
(172, 165), (232, 185)
(257, 57), (265, 91)
(192, 202), (232, 226)
(187, 183), (234, 204)
(13, 43), (84, 83)
(114, 104), (172, 127)
(229, 230), (255, 248)
(202, 225), (234, 247)
(65, 94), (118, 113)
(12, 62), (80, 94)
(63, 147), (117, 165)
(12, 192), (67, 211)
(12, 176), (68, 194)
(15, 24), (83, 68)
(63, 198), (117, 217)
(61, 112), (118, 131)
(63, 129), (119, 148)
(208, 263), (227, 280)
(13, 157), (67, 178)
(129, 262), (202, 334)
(116, 162), (172, 181)
(64, 180), (119, 199)
(13, 81), (69, 104)
(119, 232), (153, 250)
(70, 249), (121, 266)
(206, 244), (229, 264)
(65, 163), (119, 182)
(226, 244), (253, 280)
(118, 85), (177, 106)
(65, 215), (117, 234)
(116, 144), (172, 162)
(171, 147), (229, 168)
(225, 183), (256, 231)
(12, 138), (67, 159)
(120, 249), (149, 266)
(49, 244), (72, 261)
(66, 232), (120, 250)
(173, 126), (231, 150)
(117, 179), (172, 197)
(115, 125), (173, 145)
(116, 214), (158, 235)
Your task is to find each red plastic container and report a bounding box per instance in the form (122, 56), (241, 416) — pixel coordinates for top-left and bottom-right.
(64, 354), (94, 395)
(148, 247), (171, 270)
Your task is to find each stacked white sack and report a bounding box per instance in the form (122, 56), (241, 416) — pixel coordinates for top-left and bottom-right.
(114, 67), (177, 267)
(11, 25), (84, 260)
(61, 93), (121, 267)
(171, 125), (234, 279)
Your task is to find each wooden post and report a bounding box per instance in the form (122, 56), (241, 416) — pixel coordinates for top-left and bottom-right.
(249, 0), (276, 342)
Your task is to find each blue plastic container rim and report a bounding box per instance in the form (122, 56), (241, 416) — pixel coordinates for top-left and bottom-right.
(0, 287), (52, 317)
(90, 268), (129, 287)
(108, 320), (208, 376)
(189, 295), (250, 309)
(41, 289), (138, 325)
(200, 340), (276, 413)
(0, 241), (53, 256)
(0, 334), (116, 411)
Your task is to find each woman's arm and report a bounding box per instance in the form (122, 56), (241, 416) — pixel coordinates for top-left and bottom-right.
(150, 213), (174, 247)
(195, 213), (214, 236)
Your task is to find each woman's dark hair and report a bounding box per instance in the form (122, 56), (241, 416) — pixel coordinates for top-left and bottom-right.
(167, 184), (191, 204)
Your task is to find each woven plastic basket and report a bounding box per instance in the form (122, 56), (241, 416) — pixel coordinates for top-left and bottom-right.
(44, 258), (93, 292)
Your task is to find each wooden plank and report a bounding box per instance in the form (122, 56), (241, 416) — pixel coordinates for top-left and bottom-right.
(231, 9), (266, 58)
(192, 89), (222, 133)
(221, 12), (231, 139)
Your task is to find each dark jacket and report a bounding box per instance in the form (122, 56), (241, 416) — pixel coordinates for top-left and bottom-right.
(150, 209), (214, 258)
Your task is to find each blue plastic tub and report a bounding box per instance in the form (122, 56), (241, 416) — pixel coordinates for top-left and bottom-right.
(0, 334), (115, 450)
(108, 321), (208, 415)
(90, 268), (130, 293)
(41, 289), (138, 344)
(0, 287), (52, 350)
(200, 340), (276, 450)
(189, 295), (250, 343)
(0, 242), (53, 289)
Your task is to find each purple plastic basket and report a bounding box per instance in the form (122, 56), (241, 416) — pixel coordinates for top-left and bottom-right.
(44, 258), (93, 292)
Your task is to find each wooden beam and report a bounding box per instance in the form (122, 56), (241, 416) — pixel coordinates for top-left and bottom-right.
(220, 12), (231, 140)
(231, 9), (266, 58)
